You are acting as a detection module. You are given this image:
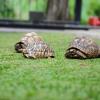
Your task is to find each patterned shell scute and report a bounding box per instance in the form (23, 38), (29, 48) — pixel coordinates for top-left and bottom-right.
(23, 41), (54, 58)
(68, 37), (99, 58)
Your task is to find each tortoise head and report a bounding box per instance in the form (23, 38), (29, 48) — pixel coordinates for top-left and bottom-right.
(15, 42), (26, 53)
(65, 48), (87, 59)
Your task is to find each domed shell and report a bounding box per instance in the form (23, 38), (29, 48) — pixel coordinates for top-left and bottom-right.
(25, 32), (38, 37)
(67, 37), (99, 58)
(23, 41), (55, 59)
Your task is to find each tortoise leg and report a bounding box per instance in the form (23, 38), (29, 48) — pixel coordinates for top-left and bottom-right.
(76, 50), (87, 59)
(65, 49), (87, 59)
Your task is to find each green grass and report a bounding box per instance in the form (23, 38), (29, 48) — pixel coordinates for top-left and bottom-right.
(0, 32), (100, 100)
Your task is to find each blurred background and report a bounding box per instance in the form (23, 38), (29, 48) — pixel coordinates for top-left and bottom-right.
(0, 0), (100, 25)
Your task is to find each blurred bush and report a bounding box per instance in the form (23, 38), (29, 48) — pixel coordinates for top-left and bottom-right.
(69, 0), (100, 24)
(0, 0), (47, 20)
(81, 0), (100, 24)
(0, 0), (15, 19)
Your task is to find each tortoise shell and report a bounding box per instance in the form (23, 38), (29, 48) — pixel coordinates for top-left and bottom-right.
(15, 32), (42, 53)
(24, 32), (38, 37)
(23, 41), (54, 59)
(65, 36), (100, 59)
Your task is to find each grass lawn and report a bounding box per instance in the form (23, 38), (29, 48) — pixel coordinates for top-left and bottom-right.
(0, 32), (100, 100)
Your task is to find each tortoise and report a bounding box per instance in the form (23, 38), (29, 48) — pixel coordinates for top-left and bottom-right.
(15, 32), (42, 53)
(22, 41), (55, 59)
(65, 36), (100, 59)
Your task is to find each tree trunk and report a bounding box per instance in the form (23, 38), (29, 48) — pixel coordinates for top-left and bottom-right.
(46, 0), (69, 21)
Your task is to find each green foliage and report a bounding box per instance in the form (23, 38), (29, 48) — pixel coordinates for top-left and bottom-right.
(0, 32), (100, 100)
(69, 0), (100, 24)
(81, 0), (100, 23)
(30, 0), (47, 12)
(8, 0), (30, 20)
(0, 0), (15, 19)
(69, 0), (75, 20)
(0, 0), (47, 20)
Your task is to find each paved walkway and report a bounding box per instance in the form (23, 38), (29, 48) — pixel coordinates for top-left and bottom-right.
(0, 27), (100, 39)
(64, 29), (100, 39)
